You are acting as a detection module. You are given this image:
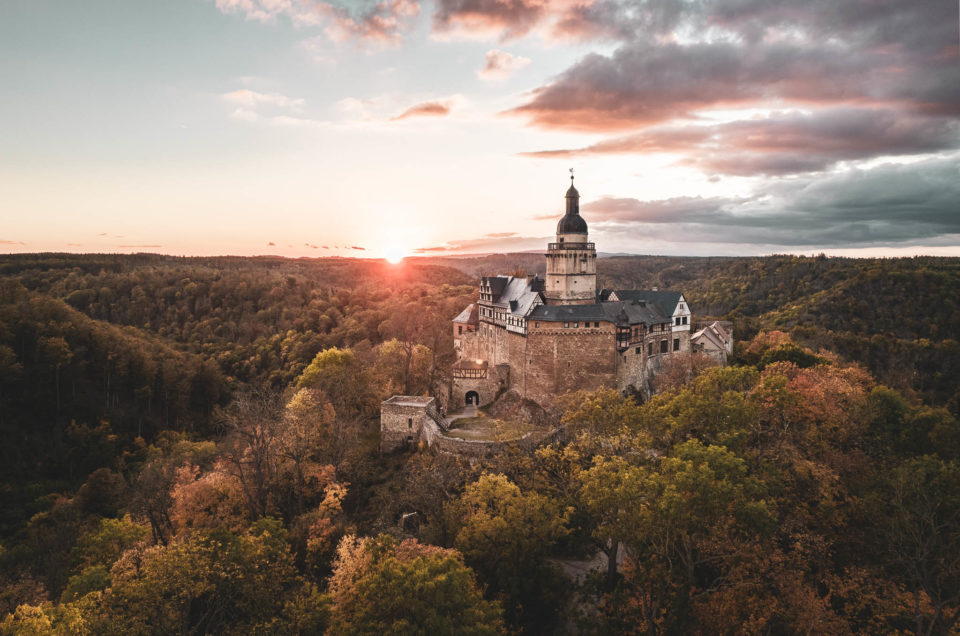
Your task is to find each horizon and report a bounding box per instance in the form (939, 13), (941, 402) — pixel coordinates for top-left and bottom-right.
(2, 0), (958, 259)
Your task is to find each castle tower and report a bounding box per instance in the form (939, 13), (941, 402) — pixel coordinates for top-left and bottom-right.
(544, 175), (597, 305)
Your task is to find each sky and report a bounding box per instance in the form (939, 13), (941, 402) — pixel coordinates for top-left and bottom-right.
(1, 0), (958, 259)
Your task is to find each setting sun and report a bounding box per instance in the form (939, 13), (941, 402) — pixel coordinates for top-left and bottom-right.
(384, 246), (407, 264)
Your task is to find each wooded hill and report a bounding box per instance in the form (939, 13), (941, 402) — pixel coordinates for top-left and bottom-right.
(0, 252), (958, 635)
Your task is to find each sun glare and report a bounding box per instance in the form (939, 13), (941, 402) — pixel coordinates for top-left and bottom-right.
(385, 246), (406, 264)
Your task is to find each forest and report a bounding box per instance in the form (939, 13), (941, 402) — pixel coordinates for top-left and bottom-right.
(0, 252), (958, 635)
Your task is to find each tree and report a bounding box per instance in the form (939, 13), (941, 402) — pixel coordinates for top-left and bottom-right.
(296, 348), (376, 419)
(578, 456), (648, 590)
(884, 456), (960, 635)
(446, 473), (569, 633)
(89, 518), (326, 636)
(327, 534), (503, 636)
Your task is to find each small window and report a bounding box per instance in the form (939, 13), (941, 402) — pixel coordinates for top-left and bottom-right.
(408, 418), (413, 429)
(458, 325), (463, 334)
(573, 322), (579, 328)
(660, 340), (668, 354)
(564, 322), (569, 328)
(635, 347), (640, 354)
(674, 338), (680, 351)
(648, 342), (653, 355)
(535, 322), (540, 328)
(594, 322), (599, 327)
(675, 317), (681, 326)
(683, 317), (688, 325)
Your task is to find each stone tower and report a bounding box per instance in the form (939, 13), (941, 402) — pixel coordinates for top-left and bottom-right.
(544, 175), (597, 305)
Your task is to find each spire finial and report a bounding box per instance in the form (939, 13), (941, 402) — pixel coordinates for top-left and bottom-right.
(569, 167), (574, 184)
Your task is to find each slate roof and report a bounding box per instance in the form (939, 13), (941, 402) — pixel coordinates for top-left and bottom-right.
(529, 300), (670, 326)
(612, 290), (683, 316)
(453, 303), (479, 324)
(691, 321), (731, 350)
(482, 275), (545, 317)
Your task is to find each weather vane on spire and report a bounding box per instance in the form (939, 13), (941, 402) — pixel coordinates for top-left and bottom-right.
(569, 167), (574, 184)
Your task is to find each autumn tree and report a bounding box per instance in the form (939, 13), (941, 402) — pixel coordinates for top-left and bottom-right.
(327, 534), (504, 636)
(446, 473), (569, 633)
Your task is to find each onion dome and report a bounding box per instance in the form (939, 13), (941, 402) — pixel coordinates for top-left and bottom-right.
(557, 174), (588, 234)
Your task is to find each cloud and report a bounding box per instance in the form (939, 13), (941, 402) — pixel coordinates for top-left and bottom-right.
(222, 89), (305, 111)
(119, 244), (162, 248)
(415, 234), (549, 253)
(391, 100), (452, 120)
(582, 156), (960, 247)
(96, 232), (107, 236)
(506, 0), (959, 132)
(478, 49), (531, 79)
(484, 231), (518, 237)
(215, 0), (419, 44)
(351, 245), (366, 250)
(268, 241), (276, 246)
(0, 240), (27, 245)
(523, 108), (960, 175)
(432, 0), (546, 40)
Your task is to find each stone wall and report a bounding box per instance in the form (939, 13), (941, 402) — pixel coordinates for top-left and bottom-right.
(451, 364), (509, 409)
(521, 322), (618, 407)
(380, 396), (436, 454)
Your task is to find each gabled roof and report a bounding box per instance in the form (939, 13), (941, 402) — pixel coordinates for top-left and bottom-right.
(453, 303), (479, 324)
(612, 290), (684, 316)
(482, 276), (509, 297)
(691, 321), (730, 350)
(483, 275), (545, 317)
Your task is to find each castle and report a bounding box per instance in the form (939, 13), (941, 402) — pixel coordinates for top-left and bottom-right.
(449, 177), (696, 409)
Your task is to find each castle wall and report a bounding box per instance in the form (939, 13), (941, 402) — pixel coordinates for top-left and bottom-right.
(451, 364), (509, 409)
(380, 396), (436, 453)
(522, 322), (617, 407)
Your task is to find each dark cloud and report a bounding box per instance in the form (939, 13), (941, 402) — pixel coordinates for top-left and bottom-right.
(504, 0), (958, 131)
(523, 109), (960, 175)
(391, 100), (451, 120)
(583, 157), (960, 247)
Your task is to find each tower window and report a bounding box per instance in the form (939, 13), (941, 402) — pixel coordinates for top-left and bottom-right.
(408, 418), (413, 429)
(594, 322), (599, 327)
(674, 338), (680, 351)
